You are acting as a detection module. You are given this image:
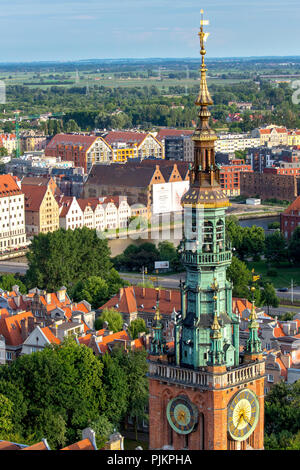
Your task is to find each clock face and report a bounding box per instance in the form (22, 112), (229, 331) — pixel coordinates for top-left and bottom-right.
(166, 396), (198, 435)
(228, 389), (259, 442)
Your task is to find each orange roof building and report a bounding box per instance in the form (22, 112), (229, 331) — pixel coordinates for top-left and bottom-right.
(280, 195), (300, 240)
(0, 174), (27, 253)
(22, 183), (59, 236)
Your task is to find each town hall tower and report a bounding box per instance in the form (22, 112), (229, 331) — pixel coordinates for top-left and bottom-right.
(148, 12), (265, 450)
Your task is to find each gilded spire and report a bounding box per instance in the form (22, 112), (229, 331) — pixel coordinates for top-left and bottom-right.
(211, 310), (222, 339)
(153, 288), (162, 324)
(195, 10), (213, 107)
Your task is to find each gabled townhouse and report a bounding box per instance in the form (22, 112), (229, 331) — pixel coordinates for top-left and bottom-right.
(0, 310), (37, 362)
(280, 195), (300, 240)
(45, 134), (113, 172)
(22, 183), (59, 236)
(98, 286), (181, 342)
(55, 195), (84, 230)
(101, 198), (119, 230)
(103, 130), (163, 162)
(77, 198), (95, 229)
(102, 196), (131, 229)
(77, 327), (148, 356)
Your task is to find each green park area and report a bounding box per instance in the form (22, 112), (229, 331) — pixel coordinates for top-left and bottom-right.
(247, 261), (300, 289)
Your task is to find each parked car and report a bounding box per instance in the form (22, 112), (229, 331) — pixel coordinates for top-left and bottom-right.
(277, 288), (288, 292)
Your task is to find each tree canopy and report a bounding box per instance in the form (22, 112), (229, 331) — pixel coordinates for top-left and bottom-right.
(95, 308), (124, 333)
(25, 227), (114, 292)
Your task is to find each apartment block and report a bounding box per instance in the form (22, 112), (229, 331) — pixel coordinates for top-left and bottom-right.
(0, 174), (27, 252)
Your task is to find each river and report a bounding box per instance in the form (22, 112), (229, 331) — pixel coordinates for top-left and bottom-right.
(11, 215), (279, 262)
(107, 215), (280, 257)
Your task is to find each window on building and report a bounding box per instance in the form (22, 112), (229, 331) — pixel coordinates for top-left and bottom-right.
(267, 374), (274, 383)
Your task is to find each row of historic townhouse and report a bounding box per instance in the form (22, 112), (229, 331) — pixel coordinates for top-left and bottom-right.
(57, 195), (131, 232)
(19, 176), (131, 236)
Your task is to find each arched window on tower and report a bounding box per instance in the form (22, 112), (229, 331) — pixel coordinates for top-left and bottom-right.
(216, 219), (224, 251)
(202, 221), (213, 252)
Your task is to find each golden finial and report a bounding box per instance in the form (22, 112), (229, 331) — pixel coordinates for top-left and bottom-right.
(211, 311), (222, 339)
(154, 288), (161, 322)
(195, 9), (213, 107)
(154, 304), (162, 323)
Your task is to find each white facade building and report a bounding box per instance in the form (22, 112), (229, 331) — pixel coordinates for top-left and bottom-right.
(215, 133), (260, 153)
(0, 175), (27, 253)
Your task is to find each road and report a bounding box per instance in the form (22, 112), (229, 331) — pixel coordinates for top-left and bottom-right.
(120, 272), (185, 290)
(0, 261), (28, 275)
(1, 260), (300, 310)
(276, 288), (300, 302)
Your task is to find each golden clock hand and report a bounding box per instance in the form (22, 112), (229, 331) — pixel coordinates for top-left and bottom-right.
(243, 415), (252, 426)
(234, 414), (243, 429)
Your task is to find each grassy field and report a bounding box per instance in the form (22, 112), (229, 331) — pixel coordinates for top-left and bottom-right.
(0, 70), (252, 90)
(246, 261), (300, 288)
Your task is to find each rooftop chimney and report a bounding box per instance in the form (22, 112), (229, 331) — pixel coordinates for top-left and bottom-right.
(20, 317), (28, 342)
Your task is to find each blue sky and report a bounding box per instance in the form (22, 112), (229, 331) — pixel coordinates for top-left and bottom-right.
(0, 0), (299, 62)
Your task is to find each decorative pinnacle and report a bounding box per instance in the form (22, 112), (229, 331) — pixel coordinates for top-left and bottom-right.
(249, 301), (258, 328)
(154, 288), (162, 322)
(195, 9), (213, 107)
(211, 311), (222, 339)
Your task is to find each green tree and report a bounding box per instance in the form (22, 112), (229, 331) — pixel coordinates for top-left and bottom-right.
(239, 226), (265, 260)
(0, 394), (14, 438)
(89, 415), (114, 450)
(226, 216), (243, 253)
(25, 227), (112, 292)
(288, 226), (300, 264)
(265, 381), (300, 441)
(0, 147), (8, 157)
(129, 318), (148, 340)
(32, 408), (67, 450)
(265, 232), (287, 264)
(111, 348), (148, 441)
(99, 353), (129, 427)
(65, 119), (80, 133)
(73, 276), (109, 309)
(157, 241), (178, 270)
(95, 308), (123, 333)
(0, 274), (27, 294)
(0, 338), (106, 445)
(260, 282), (279, 314)
(226, 256), (251, 297)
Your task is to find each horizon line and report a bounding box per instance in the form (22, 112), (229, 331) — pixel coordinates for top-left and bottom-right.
(0, 55), (299, 65)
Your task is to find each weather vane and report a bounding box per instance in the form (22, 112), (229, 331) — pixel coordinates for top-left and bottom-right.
(199, 9), (210, 64)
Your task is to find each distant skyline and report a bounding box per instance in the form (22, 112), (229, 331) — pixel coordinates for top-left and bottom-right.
(0, 0), (299, 62)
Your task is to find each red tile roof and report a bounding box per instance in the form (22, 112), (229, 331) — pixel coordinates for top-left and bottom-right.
(0, 311), (34, 346)
(273, 324), (285, 338)
(100, 286), (181, 316)
(232, 298), (252, 318)
(0, 441), (23, 450)
(103, 131), (148, 147)
(97, 330), (130, 354)
(45, 134), (98, 153)
(22, 184), (48, 212)
(275, 356), (287, 380)
(282, 195), (300, 215)
(22, 441), (49, 450)
(61, 438), (95, 450)
(0, 174), (22, 198)
(41, 326), (61, 345)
